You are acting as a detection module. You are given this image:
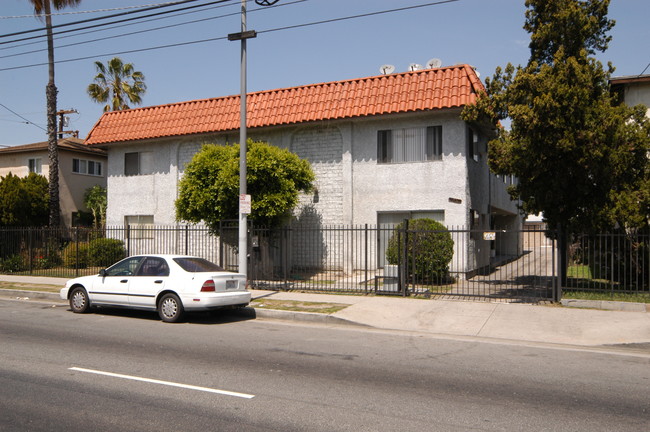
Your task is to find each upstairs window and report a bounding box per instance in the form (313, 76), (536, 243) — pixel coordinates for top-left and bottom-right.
(28, 158), (42, 174)
(124, 151), (153, 176)
(124, 153), (139, 176)
(377, 126), (442, 164)
(467, 127), (480, 162)
(73, 158), (102, 176)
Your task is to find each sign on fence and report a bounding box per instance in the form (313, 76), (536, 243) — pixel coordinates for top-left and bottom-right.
(483, 231), (496, 241)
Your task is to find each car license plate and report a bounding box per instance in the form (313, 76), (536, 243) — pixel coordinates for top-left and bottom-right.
(226, 280), (238, 290)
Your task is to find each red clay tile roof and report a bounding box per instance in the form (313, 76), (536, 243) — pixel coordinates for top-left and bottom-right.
(85, 64), (484, 146)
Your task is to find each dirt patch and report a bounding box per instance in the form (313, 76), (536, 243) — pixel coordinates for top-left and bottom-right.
(0, 282), (62, 293)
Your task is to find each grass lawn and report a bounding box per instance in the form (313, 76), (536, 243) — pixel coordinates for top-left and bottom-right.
(250, 299), (348, 314)
(0, 281), (62, 293)
(566, 264), (649, 303)
(562, 290), (650, 303)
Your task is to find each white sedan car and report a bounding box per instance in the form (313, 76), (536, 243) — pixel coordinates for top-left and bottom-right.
(60, 254), (250, 323)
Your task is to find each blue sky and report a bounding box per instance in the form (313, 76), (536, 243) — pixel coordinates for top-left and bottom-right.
(1, 0), (648, 146)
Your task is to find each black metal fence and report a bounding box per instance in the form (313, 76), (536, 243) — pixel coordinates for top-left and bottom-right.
(0, 225), (647, 302)
(565, 232), (649, 295)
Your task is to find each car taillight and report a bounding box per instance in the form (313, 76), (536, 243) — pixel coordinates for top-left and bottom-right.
(201, 280), (215, 292)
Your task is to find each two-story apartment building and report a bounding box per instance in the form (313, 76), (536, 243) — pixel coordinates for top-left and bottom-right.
(84, 65), (522, 274)
(0, 138), (107, 226)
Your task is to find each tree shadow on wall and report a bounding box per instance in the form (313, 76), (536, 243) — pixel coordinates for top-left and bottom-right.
(286, 204), (327, 281)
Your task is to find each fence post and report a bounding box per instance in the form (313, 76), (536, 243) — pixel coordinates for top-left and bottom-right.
(400, 219), (409, 297)
(28, 228), (33, 275)
(74, 226), (80, 277)
(554, 226), (564, 302)
(280, 226), (289, 289)
(125, 225), (131, 256)
(375, 226), (380, 294)
(364, 224), (368, 295)
(185, 224), (189, 256)
(219, 221), (224, 269)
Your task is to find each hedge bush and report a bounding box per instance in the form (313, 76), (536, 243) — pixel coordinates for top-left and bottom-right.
(386, 218), (454, 282)
(0, 254), (27, 273)
(62, 242), (90, 269)
(88, 238), (126, 267)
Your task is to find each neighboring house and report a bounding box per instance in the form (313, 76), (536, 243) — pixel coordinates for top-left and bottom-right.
(610, 74), (650, 117)
(85, 64), (522, 274)
(0, 138), (107, 227)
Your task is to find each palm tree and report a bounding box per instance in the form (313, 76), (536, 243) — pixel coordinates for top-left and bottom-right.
(87, 57), (147, 112)
(30, 0), (81, 227)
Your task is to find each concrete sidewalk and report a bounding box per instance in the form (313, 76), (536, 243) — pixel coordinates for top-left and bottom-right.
(1, 275), (649, 348)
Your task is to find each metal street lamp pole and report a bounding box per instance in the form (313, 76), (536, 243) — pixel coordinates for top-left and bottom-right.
(229, 0), (279, 277)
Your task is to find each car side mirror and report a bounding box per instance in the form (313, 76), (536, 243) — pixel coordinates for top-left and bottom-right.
(99, 269), (107, 277)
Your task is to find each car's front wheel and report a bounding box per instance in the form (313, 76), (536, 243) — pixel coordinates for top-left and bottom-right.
(158, 293), (184, 323)
(69, 287), (91, 314)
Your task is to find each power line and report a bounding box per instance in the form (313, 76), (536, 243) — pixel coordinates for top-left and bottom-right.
(0, 103), (46, 132)
(0, 1), (206, 19)
(0, 0), (459, 73)
(0, 0), (202, 38)
(0, 0), (305, 60)
(0, 1), (237, 53)
(0, 0), (231, 45)
(259, 0), (459, 36)
(639, 62), (650, 76)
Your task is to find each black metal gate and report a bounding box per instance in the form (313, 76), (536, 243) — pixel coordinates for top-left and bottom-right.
(246, 224), (558, 303)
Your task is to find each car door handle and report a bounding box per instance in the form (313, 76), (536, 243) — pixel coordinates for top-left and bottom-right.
(120, 279), (128, 283)
(154, 280), (163, 284)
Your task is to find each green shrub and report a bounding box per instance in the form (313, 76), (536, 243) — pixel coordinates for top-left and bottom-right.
(88, 238), (126, 267)
(0, 254), (27, 273)
(386, 218), (454, 282)
(62, 242), (90, 269)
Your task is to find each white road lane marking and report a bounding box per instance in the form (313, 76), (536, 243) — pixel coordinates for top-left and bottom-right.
(69, 367), (255, 399)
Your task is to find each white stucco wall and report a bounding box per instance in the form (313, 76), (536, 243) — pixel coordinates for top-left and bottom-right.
(350, 111), (470, 228)
(104, 109), (522, 274)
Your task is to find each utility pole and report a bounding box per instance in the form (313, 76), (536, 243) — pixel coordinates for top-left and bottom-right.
(56, 109), (78, 139)
(228, 0), (279, 277)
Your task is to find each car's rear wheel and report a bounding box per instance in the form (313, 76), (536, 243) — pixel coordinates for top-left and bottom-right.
(158, 293), (184, 323)
(69, 287), (91, 314)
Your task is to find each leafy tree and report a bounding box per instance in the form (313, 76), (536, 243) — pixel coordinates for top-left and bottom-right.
(83, 185), (107, 228)
(0, 173), (49, 226)
(462, 0), (650, 233)
(87, 57), (147, 112)
(29, 0), (82, 227)
(176, 140), (315, 230)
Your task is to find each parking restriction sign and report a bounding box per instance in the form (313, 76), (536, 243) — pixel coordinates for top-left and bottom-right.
(239, 194), (251, 214)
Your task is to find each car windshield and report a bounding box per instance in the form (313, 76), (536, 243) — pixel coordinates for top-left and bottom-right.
(173, 257), (225, 273)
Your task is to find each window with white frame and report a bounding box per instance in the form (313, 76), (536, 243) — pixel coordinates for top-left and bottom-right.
(125, 215), (154, 239)
(377, 126), (442, 164)
(73, 158), (102, 176)
(28, 158), (41, 174)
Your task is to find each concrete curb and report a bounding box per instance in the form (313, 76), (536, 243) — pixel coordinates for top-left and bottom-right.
(0, 289), (366, 326)
(238, 307), (369, 327)
(561, 299), (649, 312)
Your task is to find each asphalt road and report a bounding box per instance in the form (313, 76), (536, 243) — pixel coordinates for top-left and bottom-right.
(1, 298), (649, 432)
